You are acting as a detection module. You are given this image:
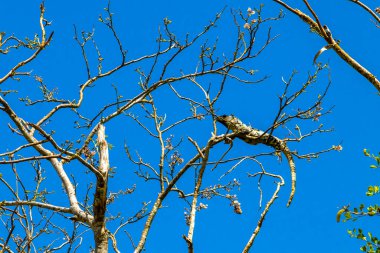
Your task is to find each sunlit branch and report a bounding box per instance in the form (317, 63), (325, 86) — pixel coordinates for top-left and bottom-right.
(243, 171), (284, 253)
(0, 3), (53, 85)
(183, 149), (210, 253)
(272, 0), (380, 92)
(0, 201), (72, 213)
(0, 155), (61, 164)
(349, 0), (380, 24)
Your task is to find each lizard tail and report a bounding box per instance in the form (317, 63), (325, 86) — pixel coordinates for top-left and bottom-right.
(283, 148), (296, 207)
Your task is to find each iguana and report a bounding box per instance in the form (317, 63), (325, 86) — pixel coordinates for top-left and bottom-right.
(216, 114), (296, 206)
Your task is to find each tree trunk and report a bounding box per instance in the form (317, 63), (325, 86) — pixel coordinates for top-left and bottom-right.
(93, 124), (109, 252)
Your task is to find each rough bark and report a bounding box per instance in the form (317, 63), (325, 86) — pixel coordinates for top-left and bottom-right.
(93, 124), (110, 253)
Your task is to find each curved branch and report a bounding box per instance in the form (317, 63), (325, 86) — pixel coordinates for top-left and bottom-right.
(273, 0), (380, 92)
(0, 201), (72, 213)
(349, 0), (380, 24)
(242, 172), (284, 253)
(0, 96), (93, 224)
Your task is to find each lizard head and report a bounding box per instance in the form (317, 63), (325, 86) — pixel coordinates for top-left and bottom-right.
(216, 114), (232, 122)
(216, 115), (249, 134)
(216, 114), (239, 128)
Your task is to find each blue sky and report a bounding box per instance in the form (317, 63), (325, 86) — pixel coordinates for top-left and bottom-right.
(1, 0), (380, 252)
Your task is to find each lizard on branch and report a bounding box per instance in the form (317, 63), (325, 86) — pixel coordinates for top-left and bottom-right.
(216, 114), (296, 206)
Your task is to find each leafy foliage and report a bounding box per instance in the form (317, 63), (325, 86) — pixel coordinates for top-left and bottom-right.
(340, 150), (380, 252)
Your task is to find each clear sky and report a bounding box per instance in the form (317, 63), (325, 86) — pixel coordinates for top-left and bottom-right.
(1, 0), (380, 252)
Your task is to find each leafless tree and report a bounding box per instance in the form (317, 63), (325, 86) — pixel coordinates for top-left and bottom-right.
(0, 2), (338, 252)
